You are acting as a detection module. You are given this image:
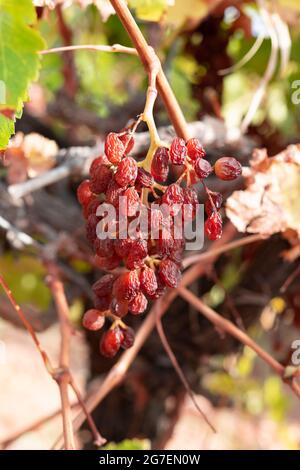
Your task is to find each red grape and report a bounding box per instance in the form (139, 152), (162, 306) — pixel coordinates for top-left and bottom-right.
(82, 309), (105, 331)
(186, 138), (206, 161)
(214, 157), (242, 181)
(100, 326), (124, 357)
(105, 132), (125, 163)
(205, 212), (222, 240)
(158, 259), (181, 288)
(169, 137), (186, 165)
(151, 147), (169, 182)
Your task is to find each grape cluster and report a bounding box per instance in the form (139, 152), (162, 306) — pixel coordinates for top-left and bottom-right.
(77, 130), (242, 358)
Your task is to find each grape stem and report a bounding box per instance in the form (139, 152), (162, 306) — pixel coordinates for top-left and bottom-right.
(140, 48), (162, 172)
(40, 43), (138, 56)
(108, 0), (191, 174)
(108, 0), (191, 142)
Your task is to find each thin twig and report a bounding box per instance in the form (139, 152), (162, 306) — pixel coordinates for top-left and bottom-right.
(40, 43), (137, 56)
(0, 216), (41, 250)
(155, 312), (216, 433)
(0, 269), (103, 450)
(0, 273), (77, 448)
(0, 275), (54, 374)
(218, 34), (264, 76)
(46, 263), (105, 448)
(0, 404), (81, 449)
(8, 165), (72, 200)
(241, 0), (278, 133)
(47, 265), (75, 450)
(57, 375), (76, 450)
(272, 13), (291, 77)
(280, 264), (300, 293)
(69, 378), (106, 447)
(182, 233), (265, 269)
(109, 0), (190, 140)
(55, 4), (78, 98)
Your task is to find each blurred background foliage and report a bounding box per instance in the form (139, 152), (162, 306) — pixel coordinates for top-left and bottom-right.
(34, 0), (300, 142)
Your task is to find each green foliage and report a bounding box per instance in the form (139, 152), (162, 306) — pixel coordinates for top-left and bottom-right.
(0, 0), (37, 24)
(0, 113), (15, 148)
(203, 284), (225, 308)
(129, 0), (168, 22)
(163, 0), (209, 29)
(0, 253), (51, 310)
(203, 251), (242, 308)
(0, 0), (45, 149)
(263, 377), (288, 422)
(58, 5), (141, 118)
(75, 31), (131, 117)
(69, 298), (85, 325)
(223, 27), (300, 134)
(70, 258), (93, 274)
(169, 55), (199, 121)
(223, 70), (257, 128)
(103, 438), (150, 450)
(38, 13), (64, 94)
(203, 346), (290, 422)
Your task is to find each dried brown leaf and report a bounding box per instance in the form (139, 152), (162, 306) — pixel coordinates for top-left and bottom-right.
(226, 145), (300, 238)
(5, 132), (58, 180)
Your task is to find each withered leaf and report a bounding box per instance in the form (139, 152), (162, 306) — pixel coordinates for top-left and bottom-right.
(226, 145), (300, 237)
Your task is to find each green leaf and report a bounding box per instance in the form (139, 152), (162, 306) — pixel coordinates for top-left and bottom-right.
(103, 439), (150, 450)
(0, 0), (45, 149)
(164, 0), (209, 28)
(0, 0), (37, 24)
(129, 0), (168, 22)
(277, 0), (300, 12)
(0, 113), (14, 148)
(0, 252), (51, 310)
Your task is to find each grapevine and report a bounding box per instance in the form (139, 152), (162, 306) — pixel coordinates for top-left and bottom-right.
(77, 123), (242, 357)
(1, 0), (299, 454)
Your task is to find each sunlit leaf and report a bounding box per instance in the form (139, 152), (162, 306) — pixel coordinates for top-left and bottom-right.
(163, 0), (210, 29)
(0, 253), (51, 309)
(264, 376), (289, 421)
(226, 146), (300, 237)
(0, 0), (45, 149)
(103, 438), (150, 450)
(129, 0), (169, 22)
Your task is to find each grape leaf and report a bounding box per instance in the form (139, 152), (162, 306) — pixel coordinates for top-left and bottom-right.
(277, 0), (300, 12)
(129, 0), (169, 22)
(226, 145), (300, 237)
(0, 113), (15, 148)
(163, 0), (211, 28)
(1, 0), (37, 23)
(0, 0), (45, 149)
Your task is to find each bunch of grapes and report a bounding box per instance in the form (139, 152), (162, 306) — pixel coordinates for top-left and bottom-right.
(77, 129), (242, 358)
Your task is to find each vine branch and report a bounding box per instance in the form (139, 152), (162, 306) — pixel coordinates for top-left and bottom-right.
(155, 312), (216, 433)
(40, 44), (137, 56)
(0, 268), (105, 450)
(109, 0), (190, 140)
(178, 287), (300, 399)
